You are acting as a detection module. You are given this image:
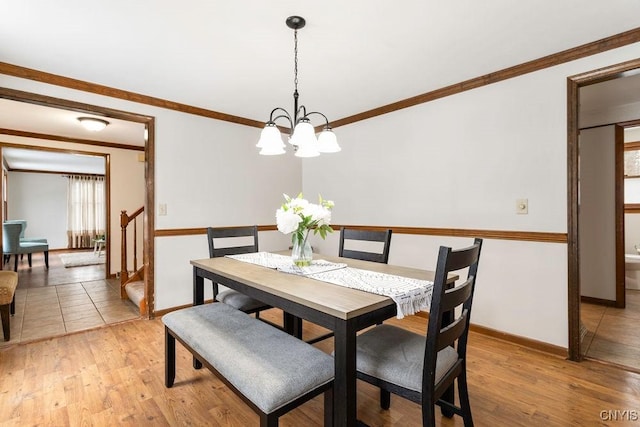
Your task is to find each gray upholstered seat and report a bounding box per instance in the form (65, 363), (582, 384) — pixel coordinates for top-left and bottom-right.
(163, 303), (334, 417)
(356, 324), (458, 392)
(217, 289), (271, 312)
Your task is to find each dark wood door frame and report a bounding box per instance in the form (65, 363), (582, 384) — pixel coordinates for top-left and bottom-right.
(567, 58), (640, 361)
(0, 87), (156, 318)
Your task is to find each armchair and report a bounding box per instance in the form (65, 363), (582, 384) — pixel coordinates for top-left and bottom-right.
(3, 222), (49, 271)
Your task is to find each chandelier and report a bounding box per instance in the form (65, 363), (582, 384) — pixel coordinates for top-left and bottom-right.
(257, 16), (341, 157)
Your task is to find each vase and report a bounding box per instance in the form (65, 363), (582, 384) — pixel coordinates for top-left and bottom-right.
(292, 235), (313, 267)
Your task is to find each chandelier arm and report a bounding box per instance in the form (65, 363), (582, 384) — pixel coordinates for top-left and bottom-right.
(270, 113), (294, 130)
(268, 107), (292, 121)
(304, 111), (332, 128)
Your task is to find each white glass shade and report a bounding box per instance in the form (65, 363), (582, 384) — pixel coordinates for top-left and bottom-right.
(290, 121), (317, 147)
(294, 140), (320, 157)
(317, 129), (341, 153)
(257, 125), (286, 155)
(292, 121), (320, 157)
(78, 117), (109, 132)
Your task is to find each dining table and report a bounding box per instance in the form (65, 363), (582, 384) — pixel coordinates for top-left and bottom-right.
(191, 252), (457, 427)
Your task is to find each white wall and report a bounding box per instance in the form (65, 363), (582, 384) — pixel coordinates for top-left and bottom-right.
(4, 40), (640, 347)
(579, 126), (616, 301)
(7, 172), (68, 248)
(303, 42), (640, 348)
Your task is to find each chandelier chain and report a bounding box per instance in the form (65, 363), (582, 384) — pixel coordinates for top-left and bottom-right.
(294, 29), (299, 92)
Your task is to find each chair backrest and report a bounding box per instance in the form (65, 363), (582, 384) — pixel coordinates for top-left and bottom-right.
(423, 238), (482, 398)
(2, 223), (22, 254)
(207, 226), (259, 258)
(4, 220), (26, 239)
(338, 227), (392, 264)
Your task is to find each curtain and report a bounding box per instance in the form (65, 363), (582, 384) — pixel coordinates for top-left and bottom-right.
(67, 175), (106, 249)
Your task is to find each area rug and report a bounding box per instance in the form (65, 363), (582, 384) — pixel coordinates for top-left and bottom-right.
(59, 251), (106, 268)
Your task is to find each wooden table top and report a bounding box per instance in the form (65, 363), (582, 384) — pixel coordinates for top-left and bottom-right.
(191, 253), (454, 321)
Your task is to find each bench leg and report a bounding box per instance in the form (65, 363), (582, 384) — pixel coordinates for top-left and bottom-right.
(1, 304), (10, 341)
(165, 327), (176, 388)
(44, 251), (49, 269)
(28, 253), (32, 267)
(193, 356), (203, 370)
(13, 256), (18, 272)
(260, 414), (278, 427)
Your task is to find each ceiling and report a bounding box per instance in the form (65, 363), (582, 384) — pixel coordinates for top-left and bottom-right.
(1, 1), (640, 171)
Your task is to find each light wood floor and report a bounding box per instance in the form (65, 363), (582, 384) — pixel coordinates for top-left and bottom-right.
(1, 250), (139, 346)
(1, 308), (639, 426)
(582, 289), (640, 371)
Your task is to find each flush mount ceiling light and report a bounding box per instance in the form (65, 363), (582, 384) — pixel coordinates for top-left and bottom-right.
(77, 117), (110, 132)
(257, 16), (341, 157)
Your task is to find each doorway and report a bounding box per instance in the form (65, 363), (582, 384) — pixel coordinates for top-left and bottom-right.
(0, 87), (155, 321)
(568, 59), (640, 362)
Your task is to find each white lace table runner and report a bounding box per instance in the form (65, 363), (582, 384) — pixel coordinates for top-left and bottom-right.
(226, 252), (434, 318)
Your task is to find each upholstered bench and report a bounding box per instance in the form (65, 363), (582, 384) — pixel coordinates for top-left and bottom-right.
(162, 303), (334, 427)
(0, 271), (18, 341)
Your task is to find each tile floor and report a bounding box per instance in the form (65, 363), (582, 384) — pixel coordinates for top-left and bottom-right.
(1, 251), (140, 347)
(581, 289), (640, 370)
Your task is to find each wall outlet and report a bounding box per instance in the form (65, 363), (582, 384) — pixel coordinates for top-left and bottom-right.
(516, 199), (528, 214)
(159, 203), (167, 216)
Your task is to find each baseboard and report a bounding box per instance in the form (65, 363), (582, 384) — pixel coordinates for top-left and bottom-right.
(580, 295), (616, 306)
(415, 311), (567, 357)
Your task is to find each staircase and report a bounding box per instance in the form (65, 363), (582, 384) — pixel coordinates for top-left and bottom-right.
(120, 207), (146, 315)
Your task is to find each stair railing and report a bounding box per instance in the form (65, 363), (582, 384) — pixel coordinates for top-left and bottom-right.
(120, 206), (144, 295)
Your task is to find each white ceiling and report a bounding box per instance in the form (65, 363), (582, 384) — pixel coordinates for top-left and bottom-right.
(3, 147), (105, 175)
(2, 1), (640, 171)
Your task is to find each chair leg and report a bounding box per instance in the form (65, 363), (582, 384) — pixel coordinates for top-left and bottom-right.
(380, 389), (391, 410)
(10, 294), (15, 315)
(13, 256), (18, 272)
(44, 251), (49, 269)
(457, 371), (474, 427)
(440, 383), (456, 418)
(27, 253), (32, 267)
(422, 398), (437, 427)
(1, 304), (10, 341)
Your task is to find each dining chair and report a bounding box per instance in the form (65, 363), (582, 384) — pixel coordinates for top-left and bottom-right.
(2, 222), (50, 272)
(305, 227), (393, 345)
(355, 238), (483, 427)
(207, 226), (278, 326)
(339, 227), (393, 264)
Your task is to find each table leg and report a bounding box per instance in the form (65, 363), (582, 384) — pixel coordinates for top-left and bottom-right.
(333, 320), (358, 427)
(193, 268), (204, 306)
(283, 312), (303, 339)
(192, 267), (204, 369)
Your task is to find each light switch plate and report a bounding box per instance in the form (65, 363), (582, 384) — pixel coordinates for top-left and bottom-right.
(159, 203), (167, 216)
